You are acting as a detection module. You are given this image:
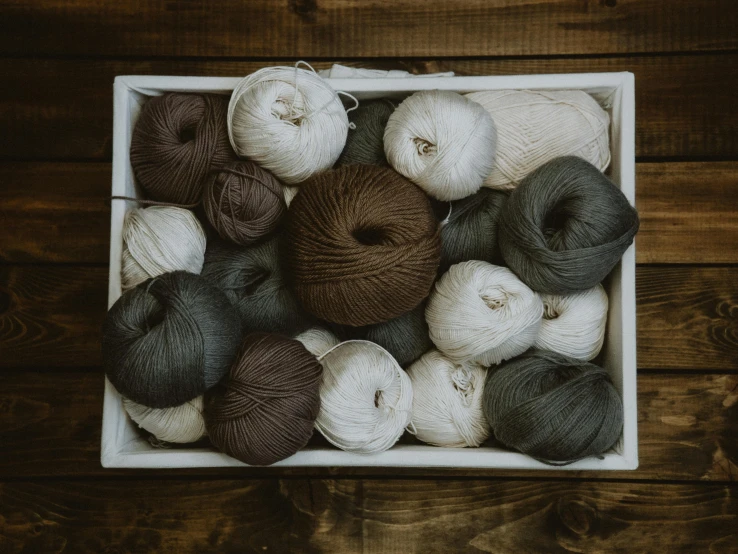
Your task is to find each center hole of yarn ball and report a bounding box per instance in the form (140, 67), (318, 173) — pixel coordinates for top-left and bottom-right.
(143, 304), (166, 333)
(542, 202), (571, 248)
(482, 293), (508, 311)
(543, 304), (560, 320)
(272, 98), (303, 125)
(353, 226), (388, 246)
(178, 124), (197, 143)
(374, 390), (383, 408)
(241, 269), (271, 295)
(413, 138), (437, 156)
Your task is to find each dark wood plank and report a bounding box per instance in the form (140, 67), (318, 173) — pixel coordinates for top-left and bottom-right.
(1, 55), (737, 160)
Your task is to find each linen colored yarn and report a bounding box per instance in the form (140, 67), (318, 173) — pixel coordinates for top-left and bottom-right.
(131, 93), (235, 204)
(483, 350), (623, 463)
(336, 99), (395, 167)
(536, 284), (609, 361)
(123, 396), (206, 444)
(228, 66), (349, 184)
(498, 156), (640, 294)
(203, 160), (285, 246)
(206, 333), (322, 465)
(426, 261), (543, 365)
(103, 271), (242, 408)
(408, 350), (490, 448)
(384, 90), (497, 201)
(465, 90), (610, 190)
(285, 165), (441, 326)
(121, 206), (206, 291)
(283, 186), (299, 208)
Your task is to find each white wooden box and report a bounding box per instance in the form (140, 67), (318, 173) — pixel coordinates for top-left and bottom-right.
(102, 71), (637, 470)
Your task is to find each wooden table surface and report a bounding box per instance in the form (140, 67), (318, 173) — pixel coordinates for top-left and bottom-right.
(1, 1), (737, 552)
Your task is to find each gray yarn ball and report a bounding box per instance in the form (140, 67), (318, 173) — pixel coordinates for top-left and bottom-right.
(498, 156), (639, 294)
(103, 271), (242, 409)
(483, 350), (623, 464)
(335, 99), (395, 167)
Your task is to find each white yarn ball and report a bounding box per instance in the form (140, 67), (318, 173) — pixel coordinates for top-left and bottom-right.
(384, 90), (498, 201)
(408, 350), (490, 447)
(535, 284), (609, 361)
(123, 396), (206, 444)
(426, 261), (543, 365)
(465, 90), (610, 191)
(121, 206), (206, 291)
(228, 66), (349, 185)
(295, 327), (340, 358)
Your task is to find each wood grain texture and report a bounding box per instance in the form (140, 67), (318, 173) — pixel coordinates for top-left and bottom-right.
(1, 54), (737, 160)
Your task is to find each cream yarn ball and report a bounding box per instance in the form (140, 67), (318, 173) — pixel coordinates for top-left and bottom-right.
(426, 261), (543, 365)
(295, 327), (340, 358)
(465, 90), (610, 190)
(535, 284), (609, 361)
(408, 350), (490, 447)
(228, 66), (349, 185)
(384, 90), (498, 201)
(123, 396), (206, 444)
(121, 206), (206, 291)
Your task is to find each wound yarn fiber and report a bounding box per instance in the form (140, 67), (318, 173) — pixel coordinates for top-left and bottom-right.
(498, 156), (640, 295)
(103, 271), (242, 409)
(203, 160), (285, 246)
(121, 206), (206, 291)
(283, 185), (300, 208)
(408, 350), (490, 448)
(384, 90), (498, 201)
(228, 66), (349, 184)
(336, 99), (395, 167)
(123, 396), (206, 444)
(483, 350), (623, 463)
(285, 165), (441, 326)
(465, 90), (610, 190)
(206, 332), (322, 465)
(131, 93), (236, 204)
(426, 261), (543, 365)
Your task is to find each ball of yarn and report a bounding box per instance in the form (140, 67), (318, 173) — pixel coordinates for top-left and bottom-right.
(295, 327), (341, 358)
(227, 66), (349, 184)
(408, 350), (490, 447)
(483, 350), (623, 463)
(123, 396), (206, 444)
(336, 99), (395, 167)
(285, 165), (441, 326)
(121, 206), (206, 291)
(201, 235), (312, 335)
(426, 261), (543, 365)
(103, 271), (242, 408)
(384, 90), (497, 201)
(206, 333), (322, 465)
(465, 90), (610, 190)
(131, 93), (235, 204)
(440, 188), (508, 273)
(203, 160), (285, 245)
(498, 156), (640, 294)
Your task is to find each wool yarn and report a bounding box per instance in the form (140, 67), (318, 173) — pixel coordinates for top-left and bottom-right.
(201, 235), (312, 335)
(483, 350), (623, 463)
(498, 156), (640, 294)
(465, 90), (610, 190)
(408, 350), (490, 448)
(295, 327), (341, 358)
(283, 186), (300, 208)
(123, 396), (206, 444)
(426, 261), (543, 365)
(336, 99), (395, 167)
(384, 90), (497, 201)
(536, 284), (609, 361)
(120, 206), (207, 291)
(103, 271), (242, 408)
(131, 93), (235, 204)
(285, 165), (441, 326)
(203, 160), (285, 246)
(228, 66), (349, 184)
(206, 333), (322, 465)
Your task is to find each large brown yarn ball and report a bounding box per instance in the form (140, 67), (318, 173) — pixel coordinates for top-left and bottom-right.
(131, 93), (236, 205)
(285, 165), (441, 326)
(206, 333), (322, 466)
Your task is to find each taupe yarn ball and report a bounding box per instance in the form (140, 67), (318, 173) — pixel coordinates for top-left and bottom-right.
(498, 156), (640, 294)
(285, 165), (441, 326)
(336, 99), (395, 167)
(102, 271), (242, 409)
(483, 350), (623, 463)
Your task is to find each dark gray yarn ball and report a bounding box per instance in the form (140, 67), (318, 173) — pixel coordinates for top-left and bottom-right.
(483, 350), (623, 464)
(335, 99), (395, 167)
(103, 271), (242, 409)
(498, 156), (639, 294)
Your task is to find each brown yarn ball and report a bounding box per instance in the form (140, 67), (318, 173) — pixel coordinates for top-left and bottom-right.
(131, 93), (236, 205)
(206, 332), (322, 465)
(203, 160), (286, 245)
(285, 165), (441, 326)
